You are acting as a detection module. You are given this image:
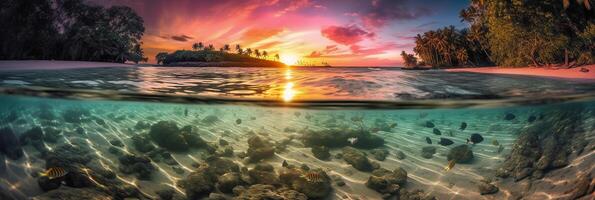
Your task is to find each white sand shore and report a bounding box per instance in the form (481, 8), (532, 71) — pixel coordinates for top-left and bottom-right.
(446, 65), (595, 81)
(0, 60), (133, 71)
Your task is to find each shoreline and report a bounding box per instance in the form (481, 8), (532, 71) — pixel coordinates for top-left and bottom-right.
(445, 65), (594, 81)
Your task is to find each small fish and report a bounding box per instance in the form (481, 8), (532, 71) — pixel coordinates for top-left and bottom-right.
(497, 145), (504, 153)
(425, 137), (432, 144)
(347, 137), (358, 145)
(438, 138), (454, 146)
(492, 139), (499, 146)
(433, 128), (442, 135)
(527, 115), (536, 123)
(40, 167), (68, 180)
(235, 119), (242, 125)
(467, 133), (484, 144)
(425, 121), (435, 128)
(302, 172), (324, 183)
(184, 108), (188, 117)
(460, 122), (467, 131)
(443, 160), (456, 172)
(294, 112), (301, 117)
(389, 123), (397, 129)
(370, 127), (380, 133)
(504, 113), (516, 121)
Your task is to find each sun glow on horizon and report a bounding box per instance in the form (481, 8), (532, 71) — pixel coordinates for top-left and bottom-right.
(280, 54), (299, 66)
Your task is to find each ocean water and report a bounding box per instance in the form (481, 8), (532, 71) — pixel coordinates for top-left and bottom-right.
(0, 67), (594, 200)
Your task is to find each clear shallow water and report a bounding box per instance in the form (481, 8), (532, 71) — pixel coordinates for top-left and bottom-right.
(0, 67), (594, 200)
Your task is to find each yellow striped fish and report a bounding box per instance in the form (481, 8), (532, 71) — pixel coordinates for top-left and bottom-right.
(302, 172), (324, 183)
(443, 160), (456, 172)
(40, 167), (68, 179)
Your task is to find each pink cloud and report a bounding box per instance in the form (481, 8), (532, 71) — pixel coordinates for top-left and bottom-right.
(321, 25), (375, 46)
(350, 43), (397, 55)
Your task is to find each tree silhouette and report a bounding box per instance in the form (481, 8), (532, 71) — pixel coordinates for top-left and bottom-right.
(235, 44), (242, 54)
(155, 52), (168, 64)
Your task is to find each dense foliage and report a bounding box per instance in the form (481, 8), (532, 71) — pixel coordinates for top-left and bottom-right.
(412, 0), (594, 68)
(400, 51), (418, 67)
(0, 0), (146, 63)
(158, 50), (284, 67)
(156, 42), (283, 67)
(413, 26), (491, 67)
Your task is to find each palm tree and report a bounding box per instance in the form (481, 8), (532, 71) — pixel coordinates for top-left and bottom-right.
(262, 51), (268, 59)
(254, 49), (261, 58)
(235, 44), (242, 54)
(274, 54), (280, 61)
(155, 52), (168, 64)
(246, 48), (253, 56)
(207, 44), (214, 51)
(193, 42), (204, 51)
(456, 49), (469, 66)
(223, 44), (230, 52)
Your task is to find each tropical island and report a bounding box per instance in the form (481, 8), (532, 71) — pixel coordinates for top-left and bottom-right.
(154, 44), (286, 67)
(0, 0), (592, 78)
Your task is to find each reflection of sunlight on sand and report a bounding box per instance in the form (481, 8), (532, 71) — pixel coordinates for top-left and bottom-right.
(81, 167), (107, 189)
(86, 139), (114, 165)
(155, 165), (185, 195)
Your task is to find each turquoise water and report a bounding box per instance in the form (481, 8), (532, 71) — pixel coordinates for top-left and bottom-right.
(0, 67), (594, 200)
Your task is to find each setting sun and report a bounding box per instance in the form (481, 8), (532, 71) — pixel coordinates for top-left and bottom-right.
(280, 54), (299, 66)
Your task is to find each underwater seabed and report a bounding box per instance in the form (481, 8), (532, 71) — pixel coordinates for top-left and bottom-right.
(0, 95), (593, 200)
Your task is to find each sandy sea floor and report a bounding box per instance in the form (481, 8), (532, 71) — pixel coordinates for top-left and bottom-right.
(1, 95), (593, 200)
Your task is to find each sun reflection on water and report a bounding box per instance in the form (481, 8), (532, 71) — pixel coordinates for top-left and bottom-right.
(282, 68), (298, 102)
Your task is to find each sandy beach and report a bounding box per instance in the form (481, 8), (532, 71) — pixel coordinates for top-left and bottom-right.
(447, 65), (595, 81)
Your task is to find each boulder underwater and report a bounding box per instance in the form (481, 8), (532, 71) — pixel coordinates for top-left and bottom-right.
(0, 127), (23, 160)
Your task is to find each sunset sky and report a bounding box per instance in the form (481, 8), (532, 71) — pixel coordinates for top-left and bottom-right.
(89, 0), (468, 66)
